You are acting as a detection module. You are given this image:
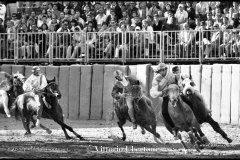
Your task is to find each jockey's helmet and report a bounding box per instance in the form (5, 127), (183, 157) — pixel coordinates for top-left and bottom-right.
(32, 66), (40, 72)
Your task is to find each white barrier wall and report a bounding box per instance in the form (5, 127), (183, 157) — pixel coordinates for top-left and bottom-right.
(1, 64), (240, 125)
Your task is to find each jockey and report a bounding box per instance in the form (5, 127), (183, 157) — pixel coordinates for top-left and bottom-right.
(23, 66), (48, 127)
(111, 70), (141, 129)
(0, 71), (13, 117)
(150, 63), (186, 138)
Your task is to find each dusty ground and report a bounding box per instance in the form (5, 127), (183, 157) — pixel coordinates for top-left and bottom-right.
(0, 114), (240, 159)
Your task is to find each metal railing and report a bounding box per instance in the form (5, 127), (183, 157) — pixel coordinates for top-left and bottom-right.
(1, 29), (240, 64)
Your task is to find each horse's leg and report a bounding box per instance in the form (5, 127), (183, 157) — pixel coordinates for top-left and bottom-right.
(193, 127), (210, 145)
(188, 130), (201, 152)
(140, 126), (145, 135)
(176, 131), (190, 154)
(30, 115), (52, 134)
(50, 114), (84, 140)
(151, 122), (166, 144)
(21, 113), (31, 136)
(206, 115), (232, 143)
(117, 120), (127, 141)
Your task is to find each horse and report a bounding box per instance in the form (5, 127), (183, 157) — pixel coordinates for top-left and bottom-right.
(166, 84), (203, 153)
(0, 71), (25, 117)
(14, 77), (85, 140)
(114, 85), (165, 144)
(182, 77), (232, 143)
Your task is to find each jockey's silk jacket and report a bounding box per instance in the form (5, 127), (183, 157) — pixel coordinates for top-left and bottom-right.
(150, 70), (183, 98)
(23, 74), (48, 92)
(111, 76), (140, 100)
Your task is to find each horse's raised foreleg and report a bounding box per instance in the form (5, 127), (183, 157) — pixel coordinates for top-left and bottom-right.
(206, 115), (232, 143)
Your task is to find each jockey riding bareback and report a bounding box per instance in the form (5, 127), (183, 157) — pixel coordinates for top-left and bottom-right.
(22, 66), (48, 127)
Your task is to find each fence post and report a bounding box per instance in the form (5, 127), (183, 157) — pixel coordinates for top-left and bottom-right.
(199, 30), (203, 64)
(159, 31), (164, 63)
(85, 32), (89, 64)
(122, 31), (126, 65)
(14, 32), (18, 64)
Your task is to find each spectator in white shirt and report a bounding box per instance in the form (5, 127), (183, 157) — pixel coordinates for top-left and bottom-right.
(175, 4), (188, 30)
(195, 1), (209, 21)
(95, 8), (107, 26)
(175, 22), (194, 58)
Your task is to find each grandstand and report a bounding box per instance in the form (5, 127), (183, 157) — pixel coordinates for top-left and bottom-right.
(0, 1), (239, 65)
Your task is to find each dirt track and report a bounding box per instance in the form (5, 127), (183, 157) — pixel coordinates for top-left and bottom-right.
(0, 114), (240, 159)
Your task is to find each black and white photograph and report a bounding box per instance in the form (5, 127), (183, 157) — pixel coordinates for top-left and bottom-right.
(0, 1), (239, 159)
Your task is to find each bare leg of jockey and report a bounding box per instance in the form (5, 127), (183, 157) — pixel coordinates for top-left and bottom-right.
(194, 90), (212, 114)
(35, 93), (43, 127)
(126, 97), (137, 129)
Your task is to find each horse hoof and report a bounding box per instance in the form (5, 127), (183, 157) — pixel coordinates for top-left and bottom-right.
(201, 136), (210, 145)
(30, 125), (36, 129)
(24, 132), (31, 136)
(46, 130), (52, 134)
(78, 135), (85, 141)
(194, 144), (201, 152)
(227, 138), (233, 143)
(122, 137), (126, 141)
(184, 149), (190, 154)
(66, 136), (73, 140)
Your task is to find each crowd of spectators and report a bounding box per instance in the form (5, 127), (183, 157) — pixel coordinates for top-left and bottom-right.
(0, 1), (239, 60)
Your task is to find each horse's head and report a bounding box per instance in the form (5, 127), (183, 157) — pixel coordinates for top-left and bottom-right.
(181, 77), (196, 97)
(12, 71), (26, 87)
(167, 84), (180, 108)
(45, 77), (61, 99)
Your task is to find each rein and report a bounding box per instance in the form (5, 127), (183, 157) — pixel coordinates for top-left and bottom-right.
(36, 82), (58, 96)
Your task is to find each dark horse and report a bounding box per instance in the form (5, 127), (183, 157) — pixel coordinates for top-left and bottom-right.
(14, 77), (84, 140)
(166, 84), (204, 153)
(114, 85), (165, 144)
(182, 77), (232, 143)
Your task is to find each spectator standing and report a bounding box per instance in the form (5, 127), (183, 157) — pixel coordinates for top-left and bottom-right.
(95, 8), (107, 27)
(104, 2), (111, 16)
(175, 3), (188, 30)
(52, 3), (61, 20)
(195, 1), (209, 21)
(175, 22), (194, 58)
(11, 13), (20, 30)
(66, 26), (86, 59)
(204, 23), (223, 58)
(221, 17), (233, 30)
(152, 14), (163, 31)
